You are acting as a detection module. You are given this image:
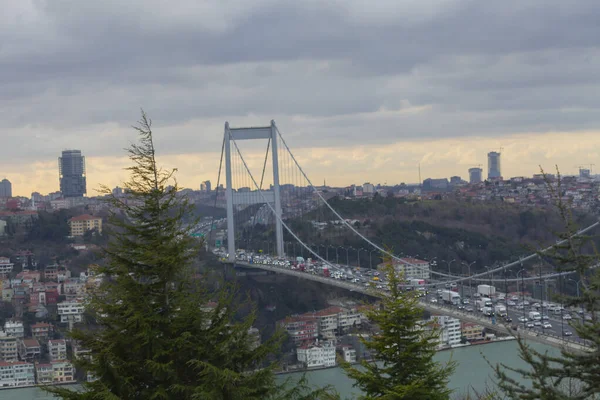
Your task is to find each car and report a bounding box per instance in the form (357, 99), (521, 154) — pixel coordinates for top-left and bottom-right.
(542, 322), (552, 329)
(532, 302), (541, 308)
(462, 299), (470, 304)
(457, 305), (465, 310)
(534, 321), (542, 326)
(506, 300), (516, 306)
(518, 316), (528, 323)
(541, 314), (549, 320)
(563, 314), (572, 320)
(526, 322), (535, 328)
(429, 298), (438, 303)
(563, 330), (573, 336)
(504, 316), (513, 323)
(465, 306), (474, 312)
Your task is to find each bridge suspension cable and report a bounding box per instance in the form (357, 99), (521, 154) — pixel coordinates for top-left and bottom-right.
(273, 125), (600, 283)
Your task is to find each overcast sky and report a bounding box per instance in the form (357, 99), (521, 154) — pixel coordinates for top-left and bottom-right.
(2, 0), (600, 196)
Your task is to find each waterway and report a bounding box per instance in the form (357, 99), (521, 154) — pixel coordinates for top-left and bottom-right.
(1, 340), (557, 399)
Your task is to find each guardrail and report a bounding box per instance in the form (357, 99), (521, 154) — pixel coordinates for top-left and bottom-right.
(227, 260), (592, 352)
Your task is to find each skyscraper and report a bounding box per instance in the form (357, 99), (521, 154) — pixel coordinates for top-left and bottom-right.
(59, 150), (86, 197)
(0, 179), (12, 197)
(487, 152), (501, 179)
(204, 180), (212, 192)
(468, 168), (483, 184)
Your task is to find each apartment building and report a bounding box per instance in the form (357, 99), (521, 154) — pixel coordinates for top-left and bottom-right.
(337, 308), (362, 332)
(35, 363), (53, 384)
(0, 361), (35, 387)
(296, 341), (337, 368)
(339, 345), (357, 363)
(51, 360), (75, 383)
(57, 299), (85, 323)
(68, 214), (102, 236)
(278, 316), (319, 344)
(431, 315), (462, 347)
(0, 257), (13, 276)
(0, 331), (18, 361)
(31, 323), (54, 341)
(48, 339), (67, 361)
(462, 322), (484, 341)
(4, 321), (24, 338)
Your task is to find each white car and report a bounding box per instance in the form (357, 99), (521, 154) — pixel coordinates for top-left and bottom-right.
(563, 314), (572, 320)
(518, 316), (528, 323)
(526, 322), (534, 328)
(429, 298), (438, 303)
(542, 322), (552, 329)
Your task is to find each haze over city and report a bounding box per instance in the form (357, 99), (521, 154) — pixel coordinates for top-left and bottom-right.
(3, 0), (600, 195)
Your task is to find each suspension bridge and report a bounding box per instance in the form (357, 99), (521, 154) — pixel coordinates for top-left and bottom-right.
(206, 120), (597, 351)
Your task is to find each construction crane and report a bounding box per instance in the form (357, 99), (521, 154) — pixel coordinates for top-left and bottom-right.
(575, 164), (595, 175)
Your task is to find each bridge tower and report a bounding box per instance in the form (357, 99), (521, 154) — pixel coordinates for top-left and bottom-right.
(224, 120), (284, 262)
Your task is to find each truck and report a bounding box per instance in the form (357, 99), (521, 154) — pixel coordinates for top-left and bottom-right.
(441, 290), (461, 305)
(528, 311), (541, 321)
(322, 267), (330, 278)
(477, 284), (496, 297)
(494, 305), (507, 317)
(476, 297), (493, 311)
(482, 306), (494, 316)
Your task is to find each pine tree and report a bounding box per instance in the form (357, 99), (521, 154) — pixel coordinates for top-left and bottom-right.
(494, 167), (600, 399)
(46, 111), (335, 400)
(341, 257), (455, 400)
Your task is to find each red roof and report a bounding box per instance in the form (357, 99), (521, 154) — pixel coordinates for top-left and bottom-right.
(69, 214), (100, 222)
(22, 339), (40, 347)
(0, 361), (30, 367)
(31, 322), (52, 328)
(49, 339), (66, 345)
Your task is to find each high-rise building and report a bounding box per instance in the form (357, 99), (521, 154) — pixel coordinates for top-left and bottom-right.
(487, 152), (501, 179)
(0, 179), (12, 197)
(204, 180), (212, 192)
(468, 168), (483, 184)
(579, 168), (591, 178)
(59, 150), (86, 198)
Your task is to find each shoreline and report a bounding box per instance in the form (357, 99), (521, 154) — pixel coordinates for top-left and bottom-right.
(276, 336), (516, 375)
(0, 382), (79, 391)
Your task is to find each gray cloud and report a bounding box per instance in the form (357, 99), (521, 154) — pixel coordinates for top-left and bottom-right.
(2, 0), (600, 163)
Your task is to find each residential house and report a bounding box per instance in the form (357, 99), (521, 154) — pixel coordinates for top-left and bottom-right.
(63, 279), (86, 300)
(337, 307), (362, 332)
(48, 339), (67, 361)
(18, 339), (41, 362)
(0, 361), (35, 387)
(0, 331), (18, 361)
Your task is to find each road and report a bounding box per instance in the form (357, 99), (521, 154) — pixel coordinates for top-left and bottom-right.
(227, 258), (591, 352)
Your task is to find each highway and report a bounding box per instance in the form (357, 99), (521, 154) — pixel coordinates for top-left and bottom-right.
(227, 258), (591, 352)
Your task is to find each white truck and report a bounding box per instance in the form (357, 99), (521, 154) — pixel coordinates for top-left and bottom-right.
(494, 305), (507, 317)
(482, 306), (494, 316)
(476, 297), (493, 311)
(441, 290), (461, 305)
(528, 311), (541, 321)
(477, 284), (496, 297)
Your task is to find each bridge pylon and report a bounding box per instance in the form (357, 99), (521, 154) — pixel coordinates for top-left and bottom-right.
(224, 120), (284, 262)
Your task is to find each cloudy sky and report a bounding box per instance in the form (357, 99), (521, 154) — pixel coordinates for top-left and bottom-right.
(2, 0), (600, 196)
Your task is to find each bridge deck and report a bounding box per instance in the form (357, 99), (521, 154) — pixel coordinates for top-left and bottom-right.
(227, 261), (590, 352)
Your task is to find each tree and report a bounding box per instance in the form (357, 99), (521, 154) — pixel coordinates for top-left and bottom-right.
(47, 111), (334, 400)
(494, 167), (600, 399)
(341, 257), (455, 399)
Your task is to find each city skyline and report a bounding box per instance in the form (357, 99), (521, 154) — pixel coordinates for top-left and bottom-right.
(3, 129), (598, 197)
(3, 1), (600, 196)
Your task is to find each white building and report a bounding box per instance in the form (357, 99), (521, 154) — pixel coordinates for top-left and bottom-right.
(379, 257), (431, 280)
(57, 300), (85, 323)
(3, 321), (24, 338)
(340, 345), (356, 363)
(297, 341), (337, 368)
(51, 360), (75, 383)
(48, 339), (68, 361)
(431, 315), (462, 347)
(363, 183), (375, 194)
(0, 257), (13, 275)
(0, 361), (35, 387)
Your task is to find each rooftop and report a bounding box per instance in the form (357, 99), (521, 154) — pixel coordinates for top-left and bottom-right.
(69, 214), (100, 222)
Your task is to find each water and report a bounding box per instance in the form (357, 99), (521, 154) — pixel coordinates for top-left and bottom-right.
(1, 340), (556, 399)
